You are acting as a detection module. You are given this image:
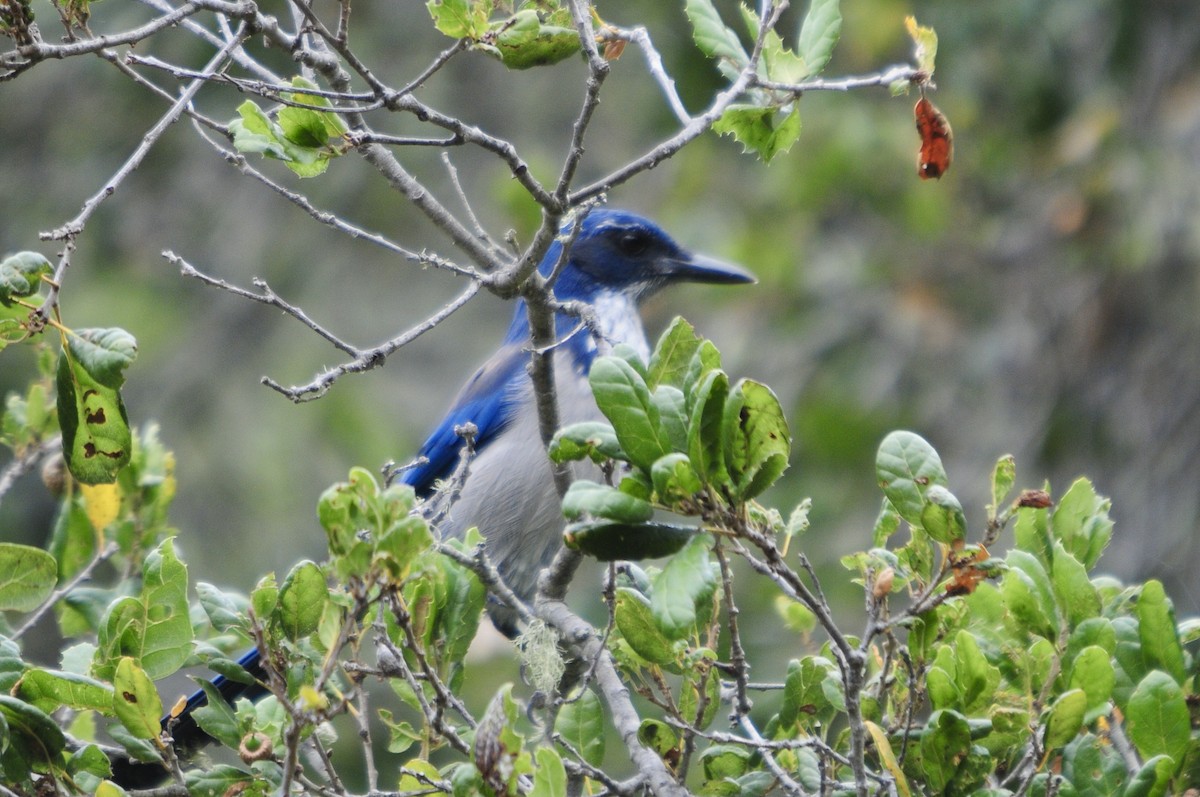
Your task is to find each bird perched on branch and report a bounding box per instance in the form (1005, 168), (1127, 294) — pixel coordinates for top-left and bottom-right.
(116, 208), (752, 786)
(397, 207), (754, 634)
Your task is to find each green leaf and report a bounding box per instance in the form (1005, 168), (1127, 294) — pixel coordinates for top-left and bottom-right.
(548, 421), (623, 464)
(1005, 549), (1060, 637)
(615, 588), (677, 666)
(57, 328), (137, 484)
(796, 0), (841, 76)
(721, 379), (790, 500)
(1067, 645), (1115, 718)
(531, 747), (566, 797)
(875, 430), (947, 529)
(651, 534), (714, 639)
(67, 742), (113, 787)
(107, 719), (160, 764)
(1123, 754), (1174, 797)
(278, 103), (335, 151)
(94, 539), (193, 680)
(279, 78), (346, 142)
(426, 0), (490, 39)
(684, 340), (723, 400)
(1043, 689), (1087, 751)
(15, 669), (113, 714)
(489, 11), (580, 70)
(0, 543), (57, 611)
(871, 498), (901, 546)
(398, 760), (444, 794)
(0, 694), (67, 766)
(685, 0), (750, 76)
(0, 251), (52, 300)
(637, 718), (677, 758)
(1053, 478), (1114, 571)
(678, 661), (721, 730)
(590, 356), (670, 471)
(700, 745), (751, 781)
(951, 630), (1002, 715)
(687, 368), (730, 488)
(277, 101), (336, 149)
(557, 688), (605, 766)
(1014, 499), (1053, 565)
(1062, 733), (1124, 797)
(374, 515), (433, 580)
(990, 454), (1016, 513)
(780, 656), (839, 729)
(562, 481), (654, 523)
(1136, 580), (1185, 683)
(229, 101), (288, 158)
(195, 582), (244, 633)
(739, 5), (808, 84)
(228, 98), (336, 178)
(925, 665), (958, 711)
(1051, 542), (1100, 630)
(438, 539), (486, 665)
(184, 765), (257, 797)
(138, 538), (193, 678)
(378, 709), (421, 754)
(276, 560), (327, 642)
(651, 453), (703, 506)
(712, 105), (802, 163)
(919, 710), (971, 793)
(49, 500), (96, 585)
(564, 520), (698, 562)
(189, 680), (241, 748)
(648, 318), (703, 389)
(251, 574), (279, 621)
(920, 485), (966, 544)
(652, 385), (689, 453)
(1125, 670), (1189, 770)
(112, 657), (162, 740)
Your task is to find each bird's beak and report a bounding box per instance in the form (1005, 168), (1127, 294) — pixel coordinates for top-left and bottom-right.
(661, 252), (756, 285)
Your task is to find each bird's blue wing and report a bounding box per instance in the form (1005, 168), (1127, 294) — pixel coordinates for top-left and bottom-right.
(399, 342), (528, 495)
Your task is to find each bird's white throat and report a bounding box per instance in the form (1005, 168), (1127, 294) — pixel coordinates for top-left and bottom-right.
(590, 291), (651, 363)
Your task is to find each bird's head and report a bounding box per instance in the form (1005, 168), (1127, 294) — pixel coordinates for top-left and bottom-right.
(545, 208), (755, 302)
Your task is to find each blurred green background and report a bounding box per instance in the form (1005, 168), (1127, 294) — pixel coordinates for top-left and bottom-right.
(3, 0), (1199, 672)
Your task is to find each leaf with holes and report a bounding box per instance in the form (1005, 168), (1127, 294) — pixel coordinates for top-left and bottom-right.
(721, 379), (790, 501)
(112, 657), (162, 740)
(56, 328), (137, 484)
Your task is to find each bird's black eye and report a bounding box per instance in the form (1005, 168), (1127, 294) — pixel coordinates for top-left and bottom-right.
(615, 229), (651, 257)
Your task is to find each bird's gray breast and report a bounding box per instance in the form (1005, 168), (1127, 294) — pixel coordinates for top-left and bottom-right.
(435, 352), (605, 605)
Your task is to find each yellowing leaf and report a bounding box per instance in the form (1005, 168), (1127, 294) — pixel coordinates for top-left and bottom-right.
(904, 16), (938, 76)
(865, 721), (911, 797)
(80, 482), (120, 534)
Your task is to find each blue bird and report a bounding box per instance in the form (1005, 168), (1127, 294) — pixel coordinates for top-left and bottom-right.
(115, 208), (752, 785)
(397, 208), (754, 633)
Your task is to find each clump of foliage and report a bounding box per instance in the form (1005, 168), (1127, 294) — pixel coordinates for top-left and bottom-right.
(3, 0), (1197, 795)
(1, 319), (1198, 796)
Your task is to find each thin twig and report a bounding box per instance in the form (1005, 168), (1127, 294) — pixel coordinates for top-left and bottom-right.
(166, 250), (482, 401)
(36, 23), (251, 323)
(753, 64), (922, 94)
